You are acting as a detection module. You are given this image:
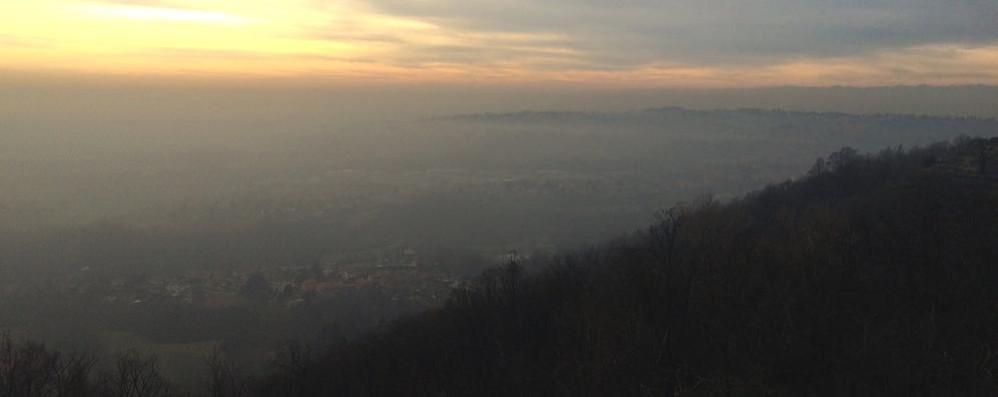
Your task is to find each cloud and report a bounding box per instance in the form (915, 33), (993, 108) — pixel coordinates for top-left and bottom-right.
(348, 0), (998, 68)
(4, 0), (996, 85)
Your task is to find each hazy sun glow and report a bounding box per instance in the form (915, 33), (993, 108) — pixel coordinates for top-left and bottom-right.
(74, 3), (256, 25)
(0, 0), (997, 86)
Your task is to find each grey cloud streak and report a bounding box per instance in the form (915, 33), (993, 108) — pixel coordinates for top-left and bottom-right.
(345, 0), (998, 68)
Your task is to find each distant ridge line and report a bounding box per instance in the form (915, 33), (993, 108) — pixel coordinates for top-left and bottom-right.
(439, 107), (998, 123)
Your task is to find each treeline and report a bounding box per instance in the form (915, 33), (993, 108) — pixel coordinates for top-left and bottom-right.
(252, 137), (998, 396)
(0, 333), (170, 397)
(8, 137), (998, 396)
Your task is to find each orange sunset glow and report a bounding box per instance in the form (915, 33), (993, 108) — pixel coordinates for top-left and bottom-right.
(1, 0), (998, 86)
(4, 0), (998, 393)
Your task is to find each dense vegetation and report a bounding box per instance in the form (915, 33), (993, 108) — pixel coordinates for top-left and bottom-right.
(5, 136), (998, 396)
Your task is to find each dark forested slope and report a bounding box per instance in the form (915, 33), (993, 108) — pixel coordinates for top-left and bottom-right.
(257, 137), (998, 396)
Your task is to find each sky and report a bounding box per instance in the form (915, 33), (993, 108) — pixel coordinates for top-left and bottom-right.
(1, 0), (998, 87)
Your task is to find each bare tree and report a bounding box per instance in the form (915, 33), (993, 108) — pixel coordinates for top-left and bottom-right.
(53, 351), (99, 397)
(0, 333), (97, 397)
(205, 348), (246, 397)
(101, 350), (170, 397)
(977, 141), (994, 175)
(271, 342), (312, 397)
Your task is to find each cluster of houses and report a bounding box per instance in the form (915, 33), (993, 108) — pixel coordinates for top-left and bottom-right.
(63, 245), (465, 309)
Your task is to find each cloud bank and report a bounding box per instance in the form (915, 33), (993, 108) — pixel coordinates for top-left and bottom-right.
(357, 0), (998, 67)
(1, 0), (997, 86)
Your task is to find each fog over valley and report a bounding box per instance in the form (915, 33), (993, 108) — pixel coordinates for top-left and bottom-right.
(4, 85), (997, 250)
(2, 82), (998, 393)
(5, 0), (998, 393)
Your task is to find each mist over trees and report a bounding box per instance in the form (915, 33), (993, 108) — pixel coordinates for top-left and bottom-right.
(3, 107), (995, 276)
(2, 0), (998, 390)
(3, 136), (996, 396)
(251, 137), (998, 396)
(2, 100), (998, 394)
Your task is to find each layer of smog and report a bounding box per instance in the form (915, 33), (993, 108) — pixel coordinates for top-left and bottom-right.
(2, 85), (997, 391)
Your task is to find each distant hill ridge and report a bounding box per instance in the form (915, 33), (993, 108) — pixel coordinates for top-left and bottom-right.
(444, 106), (998, 124)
